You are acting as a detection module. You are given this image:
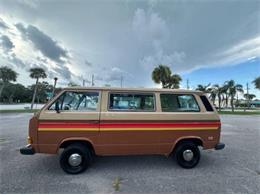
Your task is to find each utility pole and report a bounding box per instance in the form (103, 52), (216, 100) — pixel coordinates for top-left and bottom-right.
(246, 82), (250, 109)
(91, 74), (94, 86)
(186, 79), (190, 90)
(120, 76), (123, 88)
(82, 79), (85, 87)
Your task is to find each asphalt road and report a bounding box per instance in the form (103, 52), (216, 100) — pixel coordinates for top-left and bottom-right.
(0, 113), (259, 193)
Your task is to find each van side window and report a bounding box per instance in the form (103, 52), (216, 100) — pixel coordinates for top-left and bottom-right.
(160, 94), (199, 112)
(109, 93), (155, 111)
(48, 91), (99, 111)
(200, 95), (214, 111)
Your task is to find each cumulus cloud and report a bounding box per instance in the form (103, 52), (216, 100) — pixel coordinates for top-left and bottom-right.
(53, 66), (72, 80)
(0, 35), (14, 53)
(104, 67), (132, 84)
(0, 0), (259, 89)
(8, 53), (26, 68)
(0, 18), (8, 29)
(15, 23), (69, 63)
(17, 0), (39, 9)
(132, 8), (169, 43)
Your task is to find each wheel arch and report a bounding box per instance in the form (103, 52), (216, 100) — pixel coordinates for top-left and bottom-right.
(170, 136), (203, 155)
(58, 137), (96, 155)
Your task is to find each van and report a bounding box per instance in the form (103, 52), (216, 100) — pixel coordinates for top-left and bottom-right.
(20, 87), (225, 174)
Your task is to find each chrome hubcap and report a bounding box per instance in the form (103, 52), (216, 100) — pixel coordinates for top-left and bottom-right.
(68, 153), (82, 167)
(183, 149), (194, 161)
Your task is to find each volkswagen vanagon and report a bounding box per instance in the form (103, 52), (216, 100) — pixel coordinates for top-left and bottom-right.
(20, 87), (225, 174)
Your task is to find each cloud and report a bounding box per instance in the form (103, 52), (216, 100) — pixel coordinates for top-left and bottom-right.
(140, 50), (186, 69)
(105, 67), (131, 83)
(0, 18), (8, 29)
(0, 35), (14, 53)
(132, 8), (169, 43)
(7, 54), (27, 68)
(15, 23), (69, 63)
(85, 60), (92, 67)
(0, 0), (259, 89)
(17, 0), (39, 9)
(53, 66), (72, 80)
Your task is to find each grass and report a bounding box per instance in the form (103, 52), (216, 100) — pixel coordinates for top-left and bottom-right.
(0, 109), (40, 113)
(218, 110), (260, 115)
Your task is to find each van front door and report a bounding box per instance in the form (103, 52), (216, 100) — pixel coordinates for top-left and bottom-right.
(37, 90), (100, 154)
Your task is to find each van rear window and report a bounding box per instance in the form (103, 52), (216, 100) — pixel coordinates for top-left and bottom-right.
(160, 94), (200, 112)
(200, 95), (214, 112)
(109, 93), (155, 111)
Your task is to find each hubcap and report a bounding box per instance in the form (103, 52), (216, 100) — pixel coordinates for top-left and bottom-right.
(183, 149), (194, 161)
(68, 153), (82, 167)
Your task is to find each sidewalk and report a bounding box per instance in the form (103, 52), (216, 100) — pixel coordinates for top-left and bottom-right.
(0, 103), (45, 110)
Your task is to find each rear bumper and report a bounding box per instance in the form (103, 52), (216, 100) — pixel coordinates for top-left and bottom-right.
(215, 142), (225, 150)
(20, 144), (35, 155)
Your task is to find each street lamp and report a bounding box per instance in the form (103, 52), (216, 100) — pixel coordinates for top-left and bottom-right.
(52, 77), (58, 98)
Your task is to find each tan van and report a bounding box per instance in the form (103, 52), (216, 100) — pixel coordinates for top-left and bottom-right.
(20, 87), (225, 174)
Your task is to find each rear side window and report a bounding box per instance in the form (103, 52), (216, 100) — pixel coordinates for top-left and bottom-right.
(109, 93), (155, 111)
(160, 94), (200, 112)
(200, 95), (214, 112)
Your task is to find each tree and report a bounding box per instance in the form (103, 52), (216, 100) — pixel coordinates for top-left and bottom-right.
(152, 65), (182, 89)
(0, 66), (18, 99)
(165, 74), (182, 89)
(221, 83), (229, 108)
(252, 77), (260, 90)
(225, 80), (243, 112)
(212, 84), (225, 111)
(29, 67), (47, 109)
(152, 65), (171, 88)
(196, 83), (211, 93)
(244, 93), (256, 101)
(68, 81), (80, 87)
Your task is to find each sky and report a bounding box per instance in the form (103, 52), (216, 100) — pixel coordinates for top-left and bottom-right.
(0, 0), (259, 98)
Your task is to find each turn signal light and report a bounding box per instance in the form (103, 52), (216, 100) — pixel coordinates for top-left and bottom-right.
(27, 136), (32, 144)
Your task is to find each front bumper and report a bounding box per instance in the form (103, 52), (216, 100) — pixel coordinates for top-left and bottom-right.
(20, 144), (35, 155)
(215, 142), (225, 150)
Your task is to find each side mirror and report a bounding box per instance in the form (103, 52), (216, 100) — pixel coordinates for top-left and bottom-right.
(55, 101), (60, 113)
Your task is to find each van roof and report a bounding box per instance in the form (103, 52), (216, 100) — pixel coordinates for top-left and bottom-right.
(63, 86), (203, 94)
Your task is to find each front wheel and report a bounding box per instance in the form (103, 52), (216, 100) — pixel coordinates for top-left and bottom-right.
(60, 143), (91, 174)
(174, 141), (200, 169)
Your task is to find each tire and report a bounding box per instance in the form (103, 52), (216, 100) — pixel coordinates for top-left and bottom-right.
(60, 143), (91, 174)
(174, 141), (200, 169)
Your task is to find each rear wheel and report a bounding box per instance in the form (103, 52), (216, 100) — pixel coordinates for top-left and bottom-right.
(174, 141), (200, 169)
(60, 143), (92, 174)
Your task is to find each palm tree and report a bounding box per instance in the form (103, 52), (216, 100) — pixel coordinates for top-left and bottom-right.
(0, 66), (18, 98)
(221, 83), (229, 108)
(244, 93), (256, 108)
(29, 67), (47, 109)
(152, 65), (172, 88)
(244, 93), (256, 100)
(252, 77), (260, 90)
(209, 86), (218, 105)
(196, 83), (211, 93)
(225, 80), (243, 112)
(165, 74), (182, 89)
(212, 84), (224, 111)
